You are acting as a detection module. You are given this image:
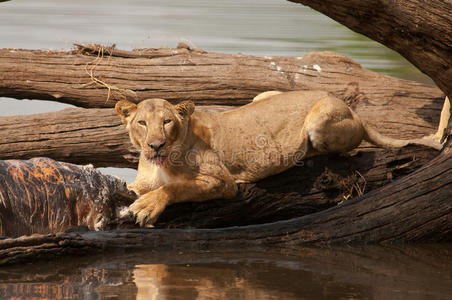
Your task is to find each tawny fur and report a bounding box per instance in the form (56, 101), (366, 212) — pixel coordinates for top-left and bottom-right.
(116, 91), (445, 226)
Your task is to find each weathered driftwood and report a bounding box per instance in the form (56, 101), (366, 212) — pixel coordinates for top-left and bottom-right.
(0, 158), (135, 237)
(0, 142), (450, 265)
(289, 0), (452, 99)
(0, 47), (445, 168)
(0, 141), (438, 236)
(0, 47), (449, 264)
(0, 44), (444, 108)
(0, 0), (451, 265)
(0, 109), (137, 168)
(0, 97), (444, 169)
(155, 144), (439, 229)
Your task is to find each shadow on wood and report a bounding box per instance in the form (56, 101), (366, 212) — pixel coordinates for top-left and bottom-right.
(0, 140), (450, 265)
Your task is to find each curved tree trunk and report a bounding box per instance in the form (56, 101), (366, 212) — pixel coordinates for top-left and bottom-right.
(288, 0), (452, 99)
(0, 143), (450, 265)
(0, 139), (439, 236)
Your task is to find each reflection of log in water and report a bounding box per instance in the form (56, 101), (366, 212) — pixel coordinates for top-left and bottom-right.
(1, 245), (451, 299)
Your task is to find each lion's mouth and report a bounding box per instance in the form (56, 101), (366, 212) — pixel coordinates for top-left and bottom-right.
(147, 153), (167, 165)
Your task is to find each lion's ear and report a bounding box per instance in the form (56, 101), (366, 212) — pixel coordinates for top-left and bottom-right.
(115, 100), (137, 125)
(175, 100), (195, 119)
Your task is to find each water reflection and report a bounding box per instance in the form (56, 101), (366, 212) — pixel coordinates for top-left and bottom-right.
(1, 244), (451, 299)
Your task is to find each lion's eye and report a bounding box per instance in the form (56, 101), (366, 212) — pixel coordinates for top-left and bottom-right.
(163, 119), (172, 125)
(137, 120), (146, 126)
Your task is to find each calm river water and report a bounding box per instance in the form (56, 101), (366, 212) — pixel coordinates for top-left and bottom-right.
(0, 1), (449, 299)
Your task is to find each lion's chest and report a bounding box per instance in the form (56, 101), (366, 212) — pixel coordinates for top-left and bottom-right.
(133, 161), (173, 195)
(147, 166), (170, 186)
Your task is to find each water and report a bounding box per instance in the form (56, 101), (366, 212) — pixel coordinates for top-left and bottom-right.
(0, 1), (447, 299)
(1, 245), (452, 299)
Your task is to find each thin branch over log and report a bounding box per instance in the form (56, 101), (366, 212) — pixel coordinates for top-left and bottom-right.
(288, 0), (452, 98)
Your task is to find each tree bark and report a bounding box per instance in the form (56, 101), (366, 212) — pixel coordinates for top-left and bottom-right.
(1, 0), (451, 265)
(0, 49), (446, 167)
(0, 99), (443, 169)
(0, 158), (136, 237)
(0, 143), (450, 265)
(0, 44), (444, 108)
(288, 0), (452, 99)
(0, 108), (138, 168)
(0, 141), (439, 236)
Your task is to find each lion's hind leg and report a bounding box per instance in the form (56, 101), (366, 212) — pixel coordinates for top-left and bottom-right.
(303, 97), (365, 155)
(253, 91), (283, 102)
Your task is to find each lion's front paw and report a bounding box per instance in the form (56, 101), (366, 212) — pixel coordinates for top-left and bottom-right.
(129, 191), (169, 227)
(127, 183), (141, 196)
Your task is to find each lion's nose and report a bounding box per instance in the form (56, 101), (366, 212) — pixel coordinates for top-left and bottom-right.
(148, 140), (166, 152)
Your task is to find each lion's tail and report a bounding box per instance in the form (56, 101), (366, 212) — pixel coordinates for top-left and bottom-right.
(362, 123), (443, 150)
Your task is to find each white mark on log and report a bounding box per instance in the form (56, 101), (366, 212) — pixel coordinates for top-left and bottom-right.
(346, 66), (353, 72)
(313, 64), (322, 72)
(270, 62), (282, 72)
(264, 56), (273, 60)
(297, 57), (303, 60)
(52, 93), (63, 99)
(302, 65), (308, 72)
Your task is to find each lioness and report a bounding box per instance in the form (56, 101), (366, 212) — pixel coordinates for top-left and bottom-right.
(116, 91), (445, 226)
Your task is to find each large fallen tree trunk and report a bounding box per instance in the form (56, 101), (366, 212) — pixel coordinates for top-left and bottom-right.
(0, 45), (444, 108)
(0, 108), (138, 168)
(0, 141), (439, 237)
(0, 99), (443, 168)
(0, 0), (450, 266)
(288, 0), (452, 98)
(0, 143), (450, 265)
(0, 51), (446, 167)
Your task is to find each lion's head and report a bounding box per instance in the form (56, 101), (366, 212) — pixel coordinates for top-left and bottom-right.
(115, 99), (195, 165)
